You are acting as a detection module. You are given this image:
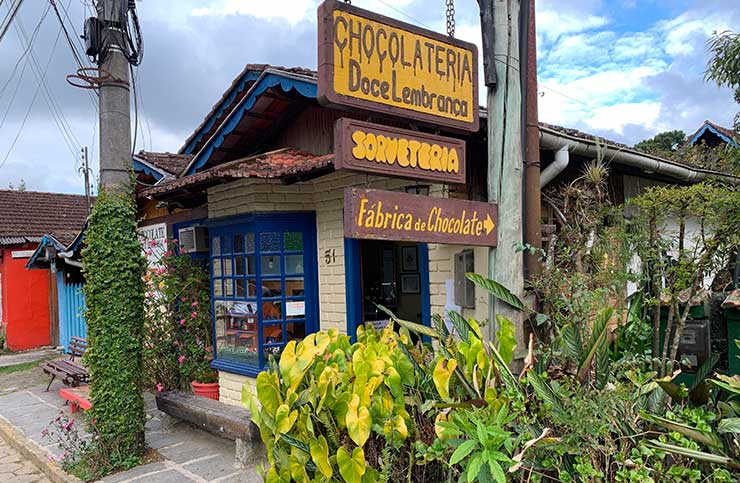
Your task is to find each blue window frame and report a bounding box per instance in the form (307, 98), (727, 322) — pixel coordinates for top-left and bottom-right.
(209, 213), (318, 377)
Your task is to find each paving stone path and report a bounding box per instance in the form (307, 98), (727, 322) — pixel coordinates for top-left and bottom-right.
(0, 436), (51, 483)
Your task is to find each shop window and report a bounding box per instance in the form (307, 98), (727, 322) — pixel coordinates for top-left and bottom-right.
(209, 214), (317, 376)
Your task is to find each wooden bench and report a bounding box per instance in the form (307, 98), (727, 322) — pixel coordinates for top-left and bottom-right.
(59, 385), (92, 413)
(41, 337), (89, 391)
(155, 391), (263, 467)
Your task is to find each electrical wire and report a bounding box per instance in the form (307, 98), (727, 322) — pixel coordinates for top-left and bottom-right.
(0, 12), (65, 171)
(14, 5), (84, 157)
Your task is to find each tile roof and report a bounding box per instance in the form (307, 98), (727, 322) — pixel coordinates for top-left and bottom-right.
(136, 151), (193, 176)
(690, 120), (739, 144)
(139, 148), (333, 198)
(179, 64), (316, 157)
(0, 190), (90, 246)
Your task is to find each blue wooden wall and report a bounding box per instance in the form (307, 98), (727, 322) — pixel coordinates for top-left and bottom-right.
(56, 271), (87, 351)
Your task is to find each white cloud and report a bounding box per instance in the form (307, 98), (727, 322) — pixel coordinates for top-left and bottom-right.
(586, 101), (662, 134)
(658, 14), (731, 57)
(190, 0), (317, 25)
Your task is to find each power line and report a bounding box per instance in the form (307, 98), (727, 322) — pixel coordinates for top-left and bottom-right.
(0, 11), (64, 171)
(0, 0), (24, 44)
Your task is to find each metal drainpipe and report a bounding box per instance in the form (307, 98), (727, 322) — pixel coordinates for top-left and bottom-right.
(540, 146), (569, 187)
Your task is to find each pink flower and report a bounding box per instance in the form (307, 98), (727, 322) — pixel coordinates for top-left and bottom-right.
(163, 238), (169, 244)
(191, 301), (199, 307)
(148, 240), (157, 247)
(191, 311), (198, 318)
(62, 420), (74, 431)
(178, 355), (186, 364)
(164, 250), (173, 257)
(179, 319), (185, 326)
(145, 249), (153, 256)
(172, 239), (179, 245)
(156, 383), (164, 392)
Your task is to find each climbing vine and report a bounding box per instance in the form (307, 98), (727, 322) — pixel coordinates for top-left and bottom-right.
(82, 189), (146, 460)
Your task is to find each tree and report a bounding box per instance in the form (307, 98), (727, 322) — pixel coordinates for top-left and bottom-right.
(706, 30), (740, 130)
(634, 130), (687, 157)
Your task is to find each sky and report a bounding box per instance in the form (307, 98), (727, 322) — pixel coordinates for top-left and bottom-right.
(0, 0), (737, 194)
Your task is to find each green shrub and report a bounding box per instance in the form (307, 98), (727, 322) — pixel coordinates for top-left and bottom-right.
(244, 276), (532, 483)
(82, 189), (146, 459)
(143, 240), (215, 390)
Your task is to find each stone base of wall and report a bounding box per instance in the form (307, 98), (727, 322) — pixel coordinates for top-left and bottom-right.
(219, 371), (256, 407)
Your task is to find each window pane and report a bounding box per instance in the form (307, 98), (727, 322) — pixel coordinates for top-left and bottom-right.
(285, 278), (304, 297)
(261, 255), (281, 275)
(260, 232), (280, 252)
(246, 279), (257, 297)
(213, 279), (223, 297)
(262, 280), (282, 298)
(215, 301), (258, 366)
(284, 232), (303, 251)
(223, 259), (233, 277)
(285, 254), (304, 274)
(245, 233), (255, 253)
(263, 345), (284, 365)
(262, 300), (282, 320)
(234, 234), (244, 254)
(212, 258), (222, 276)
(263, 324), (283, 344)
(235, 256), (245, 276)
(235, 279), (245, 297)
(246, 255), (257, 275)
(212, 237), (221, 255)
(285, 299), (306, 319)
(225, 279), (234, 297)
(287, 322), (306, 341)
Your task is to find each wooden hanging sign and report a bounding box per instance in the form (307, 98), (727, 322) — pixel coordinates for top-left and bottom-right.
(344, 188), (497, 246)
(334, 118), (466, 184)
(318, 1), (479, 132)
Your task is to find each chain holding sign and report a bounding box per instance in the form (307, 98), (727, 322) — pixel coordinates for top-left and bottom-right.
(317, 1), (479, 132)
(344, 188), (497, 247)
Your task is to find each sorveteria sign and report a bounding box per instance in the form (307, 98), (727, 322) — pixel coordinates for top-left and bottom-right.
(344, 188), (497, 247)
(335, 118), (466, 184)
(318, 1), (479, 132)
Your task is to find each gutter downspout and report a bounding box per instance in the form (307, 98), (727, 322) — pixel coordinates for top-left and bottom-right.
(540, 145), (569, 188)
(539, 129), (740, 185)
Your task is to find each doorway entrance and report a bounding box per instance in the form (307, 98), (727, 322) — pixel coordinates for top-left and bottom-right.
(357, 240), (428, 331)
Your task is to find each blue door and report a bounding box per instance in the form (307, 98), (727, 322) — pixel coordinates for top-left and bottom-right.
(57, 272), (87, 351)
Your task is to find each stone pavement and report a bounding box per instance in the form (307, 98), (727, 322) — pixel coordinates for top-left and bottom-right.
(0, 349), (59, 368)
(0, 436), (51, 483)
(0, 379), (264, 482)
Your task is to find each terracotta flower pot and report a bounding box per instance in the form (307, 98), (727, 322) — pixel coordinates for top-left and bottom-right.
(191, 381), (220, 400)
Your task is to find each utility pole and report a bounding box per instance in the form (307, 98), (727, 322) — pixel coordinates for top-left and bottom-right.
(524, 0), (542, 279)
(479, 0), (525, 348)
(81, 146), (91, 212)
(97, 0), (131, 191)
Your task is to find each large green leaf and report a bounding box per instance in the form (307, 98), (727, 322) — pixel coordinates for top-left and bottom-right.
(337, 446), (366, 483)
(644, 441), (734, 466)
(450, 439), (478, 466)
(718, 417), (740, 434)
(640, 412), (725, 450)
(310, 435), (333, 478)
(433, 358), (458, 400)
(495, 315), (516, 365)
(256, 371), (282, 418)
(527, 372), (566, 416)
(560, 324), (582, 362)
(466, 273), (524, 310)
(377, 305), (441, 339)
(346, 394), (372, 447)
(576, 308), (611, 384)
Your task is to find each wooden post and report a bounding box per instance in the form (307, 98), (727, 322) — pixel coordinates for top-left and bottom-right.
(481, 0), (525, 347)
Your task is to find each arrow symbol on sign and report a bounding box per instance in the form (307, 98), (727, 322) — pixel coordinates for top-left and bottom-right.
(484, 214), (495, 235)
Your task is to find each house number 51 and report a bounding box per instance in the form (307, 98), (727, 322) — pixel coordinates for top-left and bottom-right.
(324, 249), (336, 265)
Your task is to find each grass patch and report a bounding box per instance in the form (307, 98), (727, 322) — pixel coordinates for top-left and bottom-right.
(0, 358), (54, 375)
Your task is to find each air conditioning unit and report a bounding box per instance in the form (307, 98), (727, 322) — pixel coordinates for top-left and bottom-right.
(178, 226), (209, 253)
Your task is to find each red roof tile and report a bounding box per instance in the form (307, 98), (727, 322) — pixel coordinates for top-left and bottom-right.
(0, 190), (90, 246)
(136, 151), (193, 176)
(139, 148), (333, 198)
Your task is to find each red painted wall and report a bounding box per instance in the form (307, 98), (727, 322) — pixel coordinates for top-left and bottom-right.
(0, 246), (50, 351)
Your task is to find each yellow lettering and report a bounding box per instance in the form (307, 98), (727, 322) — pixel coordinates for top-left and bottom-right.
(448, 147), (460, 173)
(351, 130), (366, 160)
(357, 197), (369, 226)
(365, 133), (378, 161)
(376, 135), (387, 163)
(408, 140), (421, 167)
(397, 139), (410, 167)
(418, 143), (431, 170)
(385, 137), (398, 164)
